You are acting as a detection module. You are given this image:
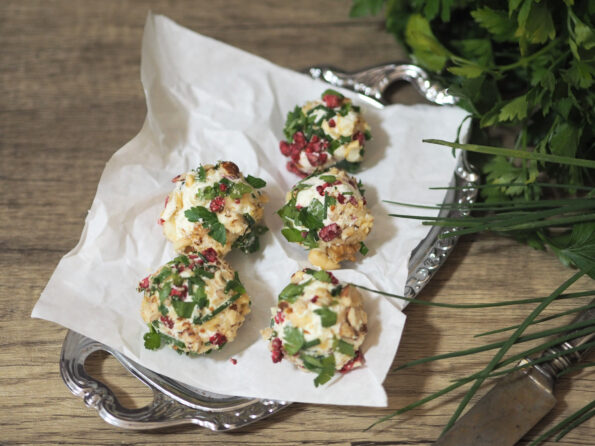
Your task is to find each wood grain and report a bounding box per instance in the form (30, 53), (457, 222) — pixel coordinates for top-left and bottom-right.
(1, 1), (593, 445)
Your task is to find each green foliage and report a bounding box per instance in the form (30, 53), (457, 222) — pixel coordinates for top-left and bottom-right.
(354, 0), (595, 194)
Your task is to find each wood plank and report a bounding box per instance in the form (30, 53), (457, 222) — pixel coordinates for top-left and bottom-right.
(1, 1), (592, 445)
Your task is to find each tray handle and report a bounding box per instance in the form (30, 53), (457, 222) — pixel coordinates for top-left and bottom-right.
(60, 331), (247, 430)
(307, 63), (457, 106)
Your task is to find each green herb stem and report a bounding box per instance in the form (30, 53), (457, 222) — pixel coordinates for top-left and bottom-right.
(352, 284), (595, 309)
(442, 270), (584, 434)
(395, 321), (595, 372)
(423, 140), (595, 169)
(527, 400), (595, 446)
(475, 302), (595, 337)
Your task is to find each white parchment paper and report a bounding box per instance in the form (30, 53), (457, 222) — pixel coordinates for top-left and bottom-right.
(32, 13), (469, 406)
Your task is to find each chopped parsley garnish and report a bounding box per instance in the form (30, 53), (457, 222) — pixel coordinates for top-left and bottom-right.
(284, 106), (307, 140)
(232, 214), (268, 254)
(225, 272), (246, 295)
(184, 206), (227, 245)
(196, 165), (207, 182)
(143, 325), (161, 350)
(323, 193), (337, 219)
(300, 353), (336, 387)
(311, 269), (332, 283)
(229, 182), (252, 199)
(245, 175), (266, 189)
(171, 300), (196, 318)
(359, 242), (369, 256)
(278, 279), (311, 303)
(319, 175), (336, 183)
(283, 326), (305, 355)
(314, 307), (338, 327)
(335, 339), (356, 358)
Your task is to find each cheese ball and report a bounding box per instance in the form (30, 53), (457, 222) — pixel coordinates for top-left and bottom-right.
(279, 89), (371, 177)
(261, 269), (367, 386)
(139, 249), (251, 355)
(160, 161), (268, 256)
(277, 167), (374, 270)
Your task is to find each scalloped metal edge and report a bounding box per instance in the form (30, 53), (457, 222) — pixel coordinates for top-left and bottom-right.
(59, 62), (479, 431)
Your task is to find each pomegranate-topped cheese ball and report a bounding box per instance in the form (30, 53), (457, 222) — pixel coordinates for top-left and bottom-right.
(277, 167), (373, 270)
(280, 89), (371, 177)
(138, 250), (251, 355)
(160, 161), (268, 256)
(261, 268), (368, 386)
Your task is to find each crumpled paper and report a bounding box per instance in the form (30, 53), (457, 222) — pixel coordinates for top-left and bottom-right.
(32, 13), (469, 407)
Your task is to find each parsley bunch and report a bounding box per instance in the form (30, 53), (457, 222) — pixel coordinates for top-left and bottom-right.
(351, 0), (594, 197)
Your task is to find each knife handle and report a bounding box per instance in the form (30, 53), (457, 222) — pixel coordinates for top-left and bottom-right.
(541, 300), (595, 376)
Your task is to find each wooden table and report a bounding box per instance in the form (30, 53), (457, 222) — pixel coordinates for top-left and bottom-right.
(1, 1), (593, 445)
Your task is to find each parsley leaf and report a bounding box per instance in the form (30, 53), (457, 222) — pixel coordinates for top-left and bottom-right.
(171, 300), (196, 318)
(300, 353), (336, 387)
(184, 206), (227, 245)
(314, 307), (338, 327)
(283, 326), (305, 355)
(245, 175), (266, 189)
(143, 325), (161, 350)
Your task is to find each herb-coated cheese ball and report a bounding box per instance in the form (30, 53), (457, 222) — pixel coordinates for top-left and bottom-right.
(160, 161), (268, 256)
(139, 250), (251, 355)
(280, 89), (371, 177)
(261, 269), (367, 386)
(277, 167), (373, 270)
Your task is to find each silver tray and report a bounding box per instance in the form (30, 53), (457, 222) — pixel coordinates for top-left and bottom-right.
(60, 62), (479, 431)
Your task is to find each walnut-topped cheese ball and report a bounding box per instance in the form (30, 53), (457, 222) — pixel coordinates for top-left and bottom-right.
(139, 249), (251, 355)
(280, 89), (371, 177)
(261, 269), (367, 386)
(277, 167), (373, 270)
(160, 161), (268, 256)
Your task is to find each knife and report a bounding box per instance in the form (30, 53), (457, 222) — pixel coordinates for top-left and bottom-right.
(434, 302), (595, 446)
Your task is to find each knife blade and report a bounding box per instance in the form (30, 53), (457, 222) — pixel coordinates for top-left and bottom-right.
(434, 302), (595, 446)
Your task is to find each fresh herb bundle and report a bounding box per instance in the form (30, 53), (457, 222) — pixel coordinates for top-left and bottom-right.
(351, 0), (595, 198)
(348, 2), (594, 441)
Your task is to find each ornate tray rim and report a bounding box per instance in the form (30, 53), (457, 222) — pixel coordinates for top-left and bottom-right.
(60, 62), (479, 432)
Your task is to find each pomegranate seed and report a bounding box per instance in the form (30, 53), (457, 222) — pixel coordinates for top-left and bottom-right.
(349, 196), (358, 206)
(353, 131), (365, 146)
(280, 140), (292, 156)
(311, 295), (319, 303)
(293, 131), (306, 149)
(202, 248), (218, 263)
(230, 358), (237, 365)
(274, 310), (285, 324)
(328, 119), (336, 128)
(290, 144), (302, 161)
(170, 286), (188, 299)
(138, 276), (150, 290)
(306, 151), (319, 166)
(319, 223), (342, 242)
(337, 194), (346, 204)
(286, 161), (307, 177)
(318, 153), (328, 165)
(209, 332), (228, 347)
(301, 231), (308, 238)
(209, 196), (225, 213)
(339, 350), (364, 374)
(323, 94), (342, 108)
(311, 135), (319, 143)
(157, 218), (165, 225)
(160, 315), (174, 329)
(271, 337), (284, 363)
(235, 198), (241, 204)
(271, 349), (283, 363)
(327, 272), (339, 285)
(219, 183), (228, 192)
